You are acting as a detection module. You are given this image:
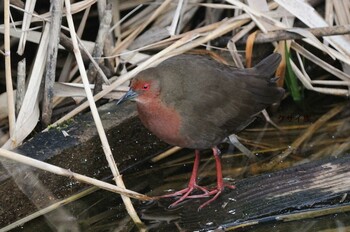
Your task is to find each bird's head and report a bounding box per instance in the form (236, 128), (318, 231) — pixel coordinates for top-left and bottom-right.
(117, 69), (161, 105)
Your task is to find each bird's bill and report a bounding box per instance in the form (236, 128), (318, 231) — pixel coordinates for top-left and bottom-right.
(116, 89), (138, 105)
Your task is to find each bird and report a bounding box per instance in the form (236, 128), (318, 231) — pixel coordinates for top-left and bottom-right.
(118, 53), (284, 209)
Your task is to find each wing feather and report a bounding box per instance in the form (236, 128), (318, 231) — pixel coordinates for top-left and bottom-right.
(155, 54), (284, 149)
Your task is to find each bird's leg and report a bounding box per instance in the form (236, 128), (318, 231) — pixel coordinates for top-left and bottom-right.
(158, 150), (211, 207)
(158, 147), (235, 209)
(197, 147), (235, 209)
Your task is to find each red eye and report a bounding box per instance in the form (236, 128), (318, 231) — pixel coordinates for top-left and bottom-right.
(143, 83), (150, 90)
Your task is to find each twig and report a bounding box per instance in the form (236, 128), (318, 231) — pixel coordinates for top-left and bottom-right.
(4, 0), (16, 137)
(59, 33), (90, 61)
(96, 0), (106, 22)
(59, 34), (110, 84)
(167, 0), (184, 36)
(166, 18), (249, 57)
(42, 0), (64, 126)
(0, 148), (150, 200)
(291, 42), (350, 82)
(87, 4), (112, 93)
(59, 6), (91, 82)
(17, 0), (36, 55)
(77, 37), (110, 86)
(110, 3), (143, 34)
(230, 21), (256, 44)
(227, 41), (244, 68)
(241, 25), (350, 44)
(151, 146), (182, 163)
(63, 0), (145, 228)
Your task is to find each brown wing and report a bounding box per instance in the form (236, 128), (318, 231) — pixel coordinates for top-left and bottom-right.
(155, 54), (284, 149)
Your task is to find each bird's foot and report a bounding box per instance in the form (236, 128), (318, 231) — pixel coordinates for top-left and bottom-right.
(197, 183), (235, 210)
(158, 183), (235, 209)
(158, 184), (210, 207)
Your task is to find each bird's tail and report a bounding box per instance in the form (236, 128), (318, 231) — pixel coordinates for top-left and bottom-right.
(253, 53), (282, 77)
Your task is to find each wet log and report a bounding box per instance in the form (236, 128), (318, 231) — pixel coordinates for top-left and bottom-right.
(0, 102), (168, 228)
(147, 153), (350, 231)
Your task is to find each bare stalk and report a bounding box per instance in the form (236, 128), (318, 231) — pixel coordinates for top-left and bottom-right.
(4, 0), (16, 137)
(42, 0), (64, 126)
(64, 0), (145, 229)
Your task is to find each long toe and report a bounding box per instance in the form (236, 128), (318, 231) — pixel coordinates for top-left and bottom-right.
(158, 184), (214, 208)
(158, 183), (236, 208)
(159, 188), (193, 198)
(198, 190), (222, 210)
(224, 183), (236, 190)
(168, 186), (204, 208)
(197, 184), (236, 209)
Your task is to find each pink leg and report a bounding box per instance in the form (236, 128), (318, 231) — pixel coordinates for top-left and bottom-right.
(158, 147), (235, 209)
(198, 147), (235, 209)
(159, 150), (210, 207)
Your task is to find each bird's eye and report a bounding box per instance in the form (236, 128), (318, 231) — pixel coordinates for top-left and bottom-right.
(143, 83), (150, 90)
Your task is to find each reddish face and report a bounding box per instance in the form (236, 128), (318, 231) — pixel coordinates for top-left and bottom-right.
(117, 77), (160, 105)
(130, 78), (160, 103)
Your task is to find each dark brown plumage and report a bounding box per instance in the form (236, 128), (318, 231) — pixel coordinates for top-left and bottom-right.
(118, 53), (284, 208)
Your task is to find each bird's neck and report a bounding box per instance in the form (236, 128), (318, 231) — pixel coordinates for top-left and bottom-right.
(136, 98), (161, 121)
(136, 98), (185, 147)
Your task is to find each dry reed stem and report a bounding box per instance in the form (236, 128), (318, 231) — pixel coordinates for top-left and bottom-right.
(120, 4), (156, 32)
(86, 5), (111, 86)
(110, 3), (143, 34)
(79, 38), (110, 84)
(110, 0), (121, 40)
(64, 0), (144, 228)
(3, 24), (50, 149)
(17, 0), (37, 55)
(168, 0), (185, 36)
(112, 19), (226, 53)
(230, 21), (256, 44)
(0, 148), (150, 200)
(292, 42), (350, 81)
(4, 0), (16, 137)
(151, 146), (183, 163)
(275, 0), (350, 56)
(228, 41), (244, 68)
(42, 0), (64, 126)
(243, 25), (350, 44)
(58, 6), (91, 82)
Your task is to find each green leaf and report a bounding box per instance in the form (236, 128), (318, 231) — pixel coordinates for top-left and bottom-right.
(285, 43), (303, 104)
